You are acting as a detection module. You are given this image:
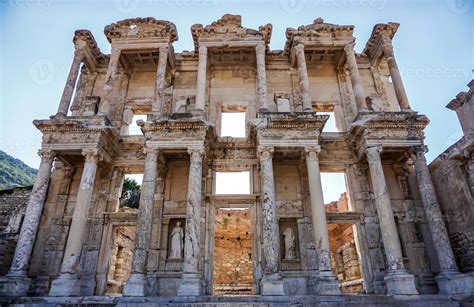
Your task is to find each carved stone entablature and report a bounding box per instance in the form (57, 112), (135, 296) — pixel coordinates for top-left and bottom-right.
(349, 112), (429, 159)
(73, 30), (103, 72)
(33, 117), (117, 162)
(191, 14), (272, 52)
(139, 118), (217, 145)
(250, 112), (328, 143)
(284, 18), (354, 53)
(362, 22), (399, 65)
(104, 18), (178, 44)
(213, 138), (256, 161)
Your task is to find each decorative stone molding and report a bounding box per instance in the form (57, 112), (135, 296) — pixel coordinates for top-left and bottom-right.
(104, 18), (178, 43)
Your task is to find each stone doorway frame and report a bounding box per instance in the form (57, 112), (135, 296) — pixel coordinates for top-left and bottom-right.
(204, 194), (261, 295)
(95, 210), (138, 295)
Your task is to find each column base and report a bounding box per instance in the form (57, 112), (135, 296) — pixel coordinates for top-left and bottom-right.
(177, 273), (201, 296)
(49, 273), (81, 296)
(316, 271), (341, 295)
(260, 273), (285, 296)
(122, 273), (148, 296)
(0, 271), (32, 297)
(384, 270), (418, 296)
(436, 271), (474, 299)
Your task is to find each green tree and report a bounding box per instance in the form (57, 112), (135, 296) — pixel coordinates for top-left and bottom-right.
(120, 177), (141, 209)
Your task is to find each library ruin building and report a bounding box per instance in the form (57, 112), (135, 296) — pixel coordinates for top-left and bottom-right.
(1, 15), (473, 305)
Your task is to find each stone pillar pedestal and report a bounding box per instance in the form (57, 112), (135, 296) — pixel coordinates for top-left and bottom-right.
(382, 35), (411, 111)
(410, 147), (468, 294)
(365, 146), (418, 296)
(177, 147), (205, 296)
(57, 49), (84, 116)
(294, 44), (312, 112)
(123, 148), (159, 296)
(0, 150), (55, 297)
(258, 146), (285, 296)
(344, 43), (368, 112)
(304, 146), (341, 295)
(256, 42), (269, 112)
(152, 47), (169, 118)
(194, 46), (207, 115)
(98, 47), (121, 117)
(49, 149), (101, 297)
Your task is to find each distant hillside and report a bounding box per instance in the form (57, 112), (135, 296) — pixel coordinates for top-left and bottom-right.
(0, 150), (37, 190)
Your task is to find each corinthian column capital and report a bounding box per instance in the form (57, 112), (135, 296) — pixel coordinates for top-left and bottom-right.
(304, 146), (321, 161)
(82, 148), (102, 163)
(256, 42), (265, 55)
(344, 42), (355, 54)
(365, 146), (383, 161)
(198, 45), (207, 56)
(258, 146), (274, 161)
(188, 147), (205, 160)
(38, 149), (56, 163)
(410, 145), (428, 160)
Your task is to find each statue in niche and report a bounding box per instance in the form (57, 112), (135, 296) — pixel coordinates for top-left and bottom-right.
(169, 221), (184, 259)
(274, 93), (291, 112)
(283, 227), (296, 259)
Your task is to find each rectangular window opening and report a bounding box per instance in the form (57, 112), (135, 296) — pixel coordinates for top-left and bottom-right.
(318, 112), (338, 132)
(321, 172), (350, 212)
(220, 112), (246, 138)
(215, 171), (251, 195)
(120, 174), (143, 209)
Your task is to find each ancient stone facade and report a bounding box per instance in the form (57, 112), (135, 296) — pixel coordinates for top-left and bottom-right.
(429, 81), (474, 275)
(1, 14), (473, 304)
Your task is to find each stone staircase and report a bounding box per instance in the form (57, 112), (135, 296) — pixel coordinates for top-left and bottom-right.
(4, 294), (471, 306)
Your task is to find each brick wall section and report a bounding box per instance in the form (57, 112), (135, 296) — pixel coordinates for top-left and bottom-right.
(0, 186), (32, 275)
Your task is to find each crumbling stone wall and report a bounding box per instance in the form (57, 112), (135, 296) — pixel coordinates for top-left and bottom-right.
(326, 193), (363, 293)
(106, 224), (136, 294)
(0, 187), (31, 276)
(213, 209), (253, 295)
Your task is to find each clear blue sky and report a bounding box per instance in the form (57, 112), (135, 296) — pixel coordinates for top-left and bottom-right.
(0, 0), (472, 172)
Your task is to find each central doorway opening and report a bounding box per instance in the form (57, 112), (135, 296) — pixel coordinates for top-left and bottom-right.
(213, 208), (253, 295)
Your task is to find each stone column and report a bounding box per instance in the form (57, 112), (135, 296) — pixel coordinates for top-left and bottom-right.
(344, 43), (368, 112)
(49, 149), (101, 296)
(381, 34), (411, 111)
(177, 147), (204, 296)
(304, 146), (341, 294)
(258, 146), (285, 295)
(98, 47), (121, 117)
(1, 150), (55, 296)
(294, 44), (312, 112)
(57, 49), (84, 116)
(365, 146), (418, 295)
(411, 146), (461, 292)
(152, 46), (169, 117)
(123, 148), (159, 296)
(194, 45), (207, 114)
(256, 42), (269, 112)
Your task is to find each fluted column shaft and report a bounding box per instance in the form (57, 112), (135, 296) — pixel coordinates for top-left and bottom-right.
(304, 146), (332, 272)
(182, 147), (204, 274)
(294, 44), (312, 112)
(258, 146), (281, 275)
(57, 50), (84, 116)
(98, 47), (121, 116)
(256, 42), (269, 112)
(344, 43), (368, 112)
(8, 150), (55, 276)
(194, 46), (208, 113)
(152, 46), (169, 116)
(366, 146), (406, 271)
(411, 147), (459, 273)
(382, 34), (411, 111)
